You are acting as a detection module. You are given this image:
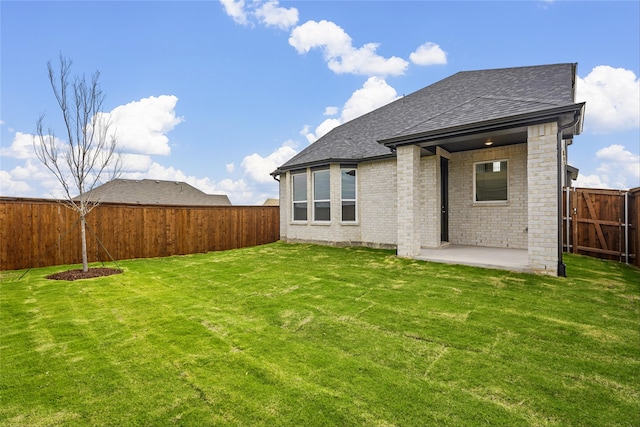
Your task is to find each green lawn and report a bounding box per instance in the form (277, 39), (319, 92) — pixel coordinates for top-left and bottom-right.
(1, 242), (639, 426)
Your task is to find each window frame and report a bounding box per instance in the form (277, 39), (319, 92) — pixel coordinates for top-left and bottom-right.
(291, 172), (308, 222)
(312, 169), (331, 222)
(473, 159), (509, 204)
(340, 167), (357, 223)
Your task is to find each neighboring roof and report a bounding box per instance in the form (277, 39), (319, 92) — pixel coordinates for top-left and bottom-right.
(276, 63), (584, 174)
(263, 198), (279, 206)
(76, 179), (231, 206)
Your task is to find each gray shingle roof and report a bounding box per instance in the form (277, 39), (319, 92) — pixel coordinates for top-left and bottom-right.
(76, 179), (231, 206)
(277, 63), (579, 172)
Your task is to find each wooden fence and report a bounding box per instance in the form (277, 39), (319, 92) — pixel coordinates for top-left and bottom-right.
(0, 198), (280, 271)
(563, 187), (639, 267)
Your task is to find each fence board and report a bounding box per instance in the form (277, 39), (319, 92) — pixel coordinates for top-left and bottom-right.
(0, 198), (280, 271)
(563, 187), (639, 267)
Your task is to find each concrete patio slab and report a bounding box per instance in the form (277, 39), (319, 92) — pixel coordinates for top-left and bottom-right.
(414, 245), (530, 273)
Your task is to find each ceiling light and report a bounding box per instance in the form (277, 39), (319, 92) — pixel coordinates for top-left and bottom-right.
(484, 139), (493, 146)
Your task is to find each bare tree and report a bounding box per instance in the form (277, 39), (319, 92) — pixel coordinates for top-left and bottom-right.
(34, 55), (122, 272)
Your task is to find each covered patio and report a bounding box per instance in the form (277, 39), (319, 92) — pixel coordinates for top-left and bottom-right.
(415, 245), (530, 273)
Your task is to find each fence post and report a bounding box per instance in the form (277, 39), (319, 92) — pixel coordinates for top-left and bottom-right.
(625, 191), (629, 264)
(565, 187), (571, 253)
(571, 188), (579, 254)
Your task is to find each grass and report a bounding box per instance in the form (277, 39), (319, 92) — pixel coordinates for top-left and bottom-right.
(1, 242), (639, 426)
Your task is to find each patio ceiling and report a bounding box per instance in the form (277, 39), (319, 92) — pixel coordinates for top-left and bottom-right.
(418, 126), (528, 155)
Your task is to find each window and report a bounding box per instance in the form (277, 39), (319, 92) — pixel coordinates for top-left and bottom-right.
(292, 173), (307, 221)
(341, 168), (357, 222)
(474, 160), (508, 202)
(313, 170), (330, 221)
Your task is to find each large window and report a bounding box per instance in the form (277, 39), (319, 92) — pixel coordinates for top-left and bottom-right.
(313, 170), (330, 221)
(292, 173), (307, 221)
(474, 160), (508, 202)
(341, 168), (357, 222)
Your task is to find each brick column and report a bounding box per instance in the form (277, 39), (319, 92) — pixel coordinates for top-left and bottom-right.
(422, 155), (440, 248)
(279, 172), (288, 240)
(527, 122), (559, 275)
(397, 145), (421, 257)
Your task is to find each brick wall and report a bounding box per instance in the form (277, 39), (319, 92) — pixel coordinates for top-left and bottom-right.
(527, 123), (560, 275)
(448, 144), (528, 249)
(396, 145), (422, 256)
(420, 155), (440, 248)
(359, 159), (397, 246)
(279, 172), (289, 239)
(280, 160), (397, 248)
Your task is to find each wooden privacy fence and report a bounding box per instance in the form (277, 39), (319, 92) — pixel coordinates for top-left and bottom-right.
(0, 198), (280, 271)
(563, 187), (639, 267)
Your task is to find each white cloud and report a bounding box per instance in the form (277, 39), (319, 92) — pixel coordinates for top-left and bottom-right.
(307, 119), (340, 143)
(0, 170), (32, 195)
(575, 144), (640, 190)
(240, 140), (298, 183)
(289, 20), (408, 76)
(0, 156), (70, 198)
(10, 159), (48, 182)
(1, 96), (182, 162)
(1, 95), (184, 198)
(324, 106), (338, 116)
(595, 144), (640, 189)
(303, 76), (399, 142)
(226, 163), (235, 173)
(342, 76), (398, 122)
(409, 42), (447, 66)
(0, 132), (41, 159)
(574, 173), (610, 189)
(255, 0), (298, 30)
(220, 0), (297, 29)
(104, 95), (183, 156)
(121, 154), (154, 172)
(219, 0), (249, 26)
(576, 66), (640, 133)
(0, 130), (96, 198)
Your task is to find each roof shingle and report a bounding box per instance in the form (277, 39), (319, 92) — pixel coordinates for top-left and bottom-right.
(76, 179), (231, 206)
(277, 63), (578, 172)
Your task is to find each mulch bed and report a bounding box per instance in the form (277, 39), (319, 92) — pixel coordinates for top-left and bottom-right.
(46, 268), (123, 281)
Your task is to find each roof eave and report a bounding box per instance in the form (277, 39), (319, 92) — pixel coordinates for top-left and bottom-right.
(379, 103), (586, 148)
(272, 152), (396, 176)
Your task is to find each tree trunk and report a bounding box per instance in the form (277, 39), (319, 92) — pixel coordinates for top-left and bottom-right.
(80, 215), (89, 272)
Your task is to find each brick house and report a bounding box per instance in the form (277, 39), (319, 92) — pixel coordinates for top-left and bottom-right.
(272, 64), (585, 276)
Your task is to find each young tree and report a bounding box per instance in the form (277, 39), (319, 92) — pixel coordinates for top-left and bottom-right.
(34, 55), (122, 272)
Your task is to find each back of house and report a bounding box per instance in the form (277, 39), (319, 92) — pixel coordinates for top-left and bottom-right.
(272, 63), (585, 276)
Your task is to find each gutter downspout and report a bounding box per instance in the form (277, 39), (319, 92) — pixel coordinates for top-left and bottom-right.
(557, 112), (580, 277)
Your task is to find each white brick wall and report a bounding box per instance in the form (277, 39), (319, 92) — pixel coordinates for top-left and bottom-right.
(280, 160), (397, 249)
(448, 144), (528, 249)
(420, 155), (440, 248)
(527, 123), (559, 275)
(360, 159), (397, 246)
(278, 171), (288, 240)
(397, 145), (421, 256)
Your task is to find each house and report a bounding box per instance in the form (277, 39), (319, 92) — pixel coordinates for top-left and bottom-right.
(76, 179), (231, 206)
(272, 63), (585, 276)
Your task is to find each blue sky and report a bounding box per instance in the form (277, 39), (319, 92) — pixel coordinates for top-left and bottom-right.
(1, 0), (639, 204)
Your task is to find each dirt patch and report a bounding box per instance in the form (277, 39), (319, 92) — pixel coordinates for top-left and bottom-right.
(46, 268), (122, 281)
